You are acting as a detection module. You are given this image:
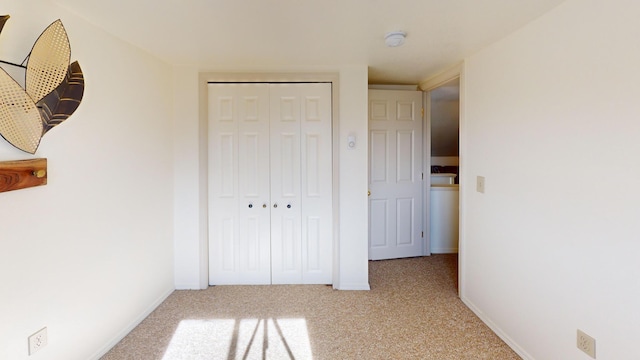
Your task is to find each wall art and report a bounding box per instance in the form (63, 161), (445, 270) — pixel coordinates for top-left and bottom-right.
(0, 15), (84, 154)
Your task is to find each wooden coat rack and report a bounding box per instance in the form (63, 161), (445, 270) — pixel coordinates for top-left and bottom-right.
(0, 158), (47, 193)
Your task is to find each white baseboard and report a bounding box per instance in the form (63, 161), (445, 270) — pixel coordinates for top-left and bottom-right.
(175, 282), (205, 290)
(336, 282), (371, 290)
(460, 295), (535, 360)
(89, 287), (175, 360)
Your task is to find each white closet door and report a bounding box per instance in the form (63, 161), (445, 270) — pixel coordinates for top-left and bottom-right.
(368, 89), (424, 260)
(299, 84), (333, 284)
(209, 84), (271, 285)
(269, 85), (303, 284)
(209, 83), (332, 285)
(270, 83), (332, 284)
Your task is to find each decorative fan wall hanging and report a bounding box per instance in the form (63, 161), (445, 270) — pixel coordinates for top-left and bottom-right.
(0, 15), (84, 154)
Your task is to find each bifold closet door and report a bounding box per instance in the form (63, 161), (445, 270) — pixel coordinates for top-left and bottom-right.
(208, 84), (271, 285)
(270, 84), (332, 284)
(208, 83), (332, 285)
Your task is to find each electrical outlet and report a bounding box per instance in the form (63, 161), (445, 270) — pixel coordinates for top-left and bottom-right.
(28, 327), (48, 355)
(476, 176), (485, 193)
(577, 329), (596, 358)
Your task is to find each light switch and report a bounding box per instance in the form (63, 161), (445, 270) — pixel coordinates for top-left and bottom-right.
(477, 176), (485, 193)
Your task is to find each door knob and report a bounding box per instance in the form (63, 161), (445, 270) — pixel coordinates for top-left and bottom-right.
(287, 204), (291, 209)
(273, 203), (278, 208)
(263, 204), (267, 208)
(368, 190), (371, 196)
(248, 203), (253, 208)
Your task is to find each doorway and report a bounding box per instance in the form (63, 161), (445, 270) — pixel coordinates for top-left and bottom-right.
(428, 78), (460, 255)
(367, 77), (461, 263)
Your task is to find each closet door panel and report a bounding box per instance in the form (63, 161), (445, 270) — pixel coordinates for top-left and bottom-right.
(300, 84), (332, 284)
(270, 85), (302, 284)
(209, 84), (271, 285)
(238, 88), (271, 283)
(209, 86), (240, 284)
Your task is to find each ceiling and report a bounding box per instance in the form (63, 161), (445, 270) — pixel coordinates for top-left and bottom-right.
(52, 0), (566, 84)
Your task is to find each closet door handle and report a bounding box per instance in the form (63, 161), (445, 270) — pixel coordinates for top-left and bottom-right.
(248, 203), (253, 208)
(262, 204), (267, 208)
(287, 204), (291, 209)
(273, 203), (278, 208)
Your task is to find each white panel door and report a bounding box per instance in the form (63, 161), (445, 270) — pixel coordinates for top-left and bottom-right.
(299, 84), (333, 284)
(269, 86), (302, 284)
(368, 90), (424, 260)
(209, 84), (271, 285)
(209, 83), (332, 285)
(270, 83), (332, 284)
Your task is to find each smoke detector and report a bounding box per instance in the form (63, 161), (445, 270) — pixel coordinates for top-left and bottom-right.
(385, 31), (406, 47)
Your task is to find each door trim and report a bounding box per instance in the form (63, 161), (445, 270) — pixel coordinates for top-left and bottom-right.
(199, 72), (341, 287)
(419, 62), (463, 90)
(423, 90), (431, 256)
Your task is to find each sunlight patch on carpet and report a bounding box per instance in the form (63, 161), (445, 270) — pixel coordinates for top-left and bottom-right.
(162, 318), (313, 360)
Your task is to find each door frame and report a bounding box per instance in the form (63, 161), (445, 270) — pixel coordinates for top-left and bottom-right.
(419, 62), (464, 294)
(423, 90), (432, 256)
(199, 72), (341, 287)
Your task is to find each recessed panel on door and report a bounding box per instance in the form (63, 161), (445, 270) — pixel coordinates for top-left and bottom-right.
(396, 198), (414, 246)
(219, 134), (235, 197)
(279, 133), (298, 198)
(369, 199), (388, 248)
(396, 130), (414, 183)
(245, 217), (259, 271)
(221, 218), (235, 271)
(281, 216), (298, 272)
(242, 133), (260, 195)
(396, 101), (415, 121)
(370, 131), (388, 183)
(243, 96), (260, 121)
(306, 217), (321, 271)
(279, 97), (297, 122)
(370, 100), (389, 121)
(305, 97), (321, 121)
(218, 97), (234, 121)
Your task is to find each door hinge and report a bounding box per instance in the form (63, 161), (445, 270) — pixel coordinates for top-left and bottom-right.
(421, 231), (424, 238)
(422, 172), (424, 180)
(421, 108), (424, 117)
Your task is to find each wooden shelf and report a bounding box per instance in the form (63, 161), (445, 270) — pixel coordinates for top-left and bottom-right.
(0, 158), (47, 193)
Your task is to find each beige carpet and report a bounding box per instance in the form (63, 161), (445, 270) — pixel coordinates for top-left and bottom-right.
(101, 255), (520, 359)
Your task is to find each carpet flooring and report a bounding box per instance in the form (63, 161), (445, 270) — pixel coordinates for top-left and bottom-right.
(101, 255), (520, 359)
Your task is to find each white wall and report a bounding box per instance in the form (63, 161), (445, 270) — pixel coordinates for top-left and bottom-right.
(0, 1), (175, 359)
(336, 66), (370, 289)
(462, 0), (640, 359)
(172, 66), (205, 289)
(173, 66), (370, 291)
